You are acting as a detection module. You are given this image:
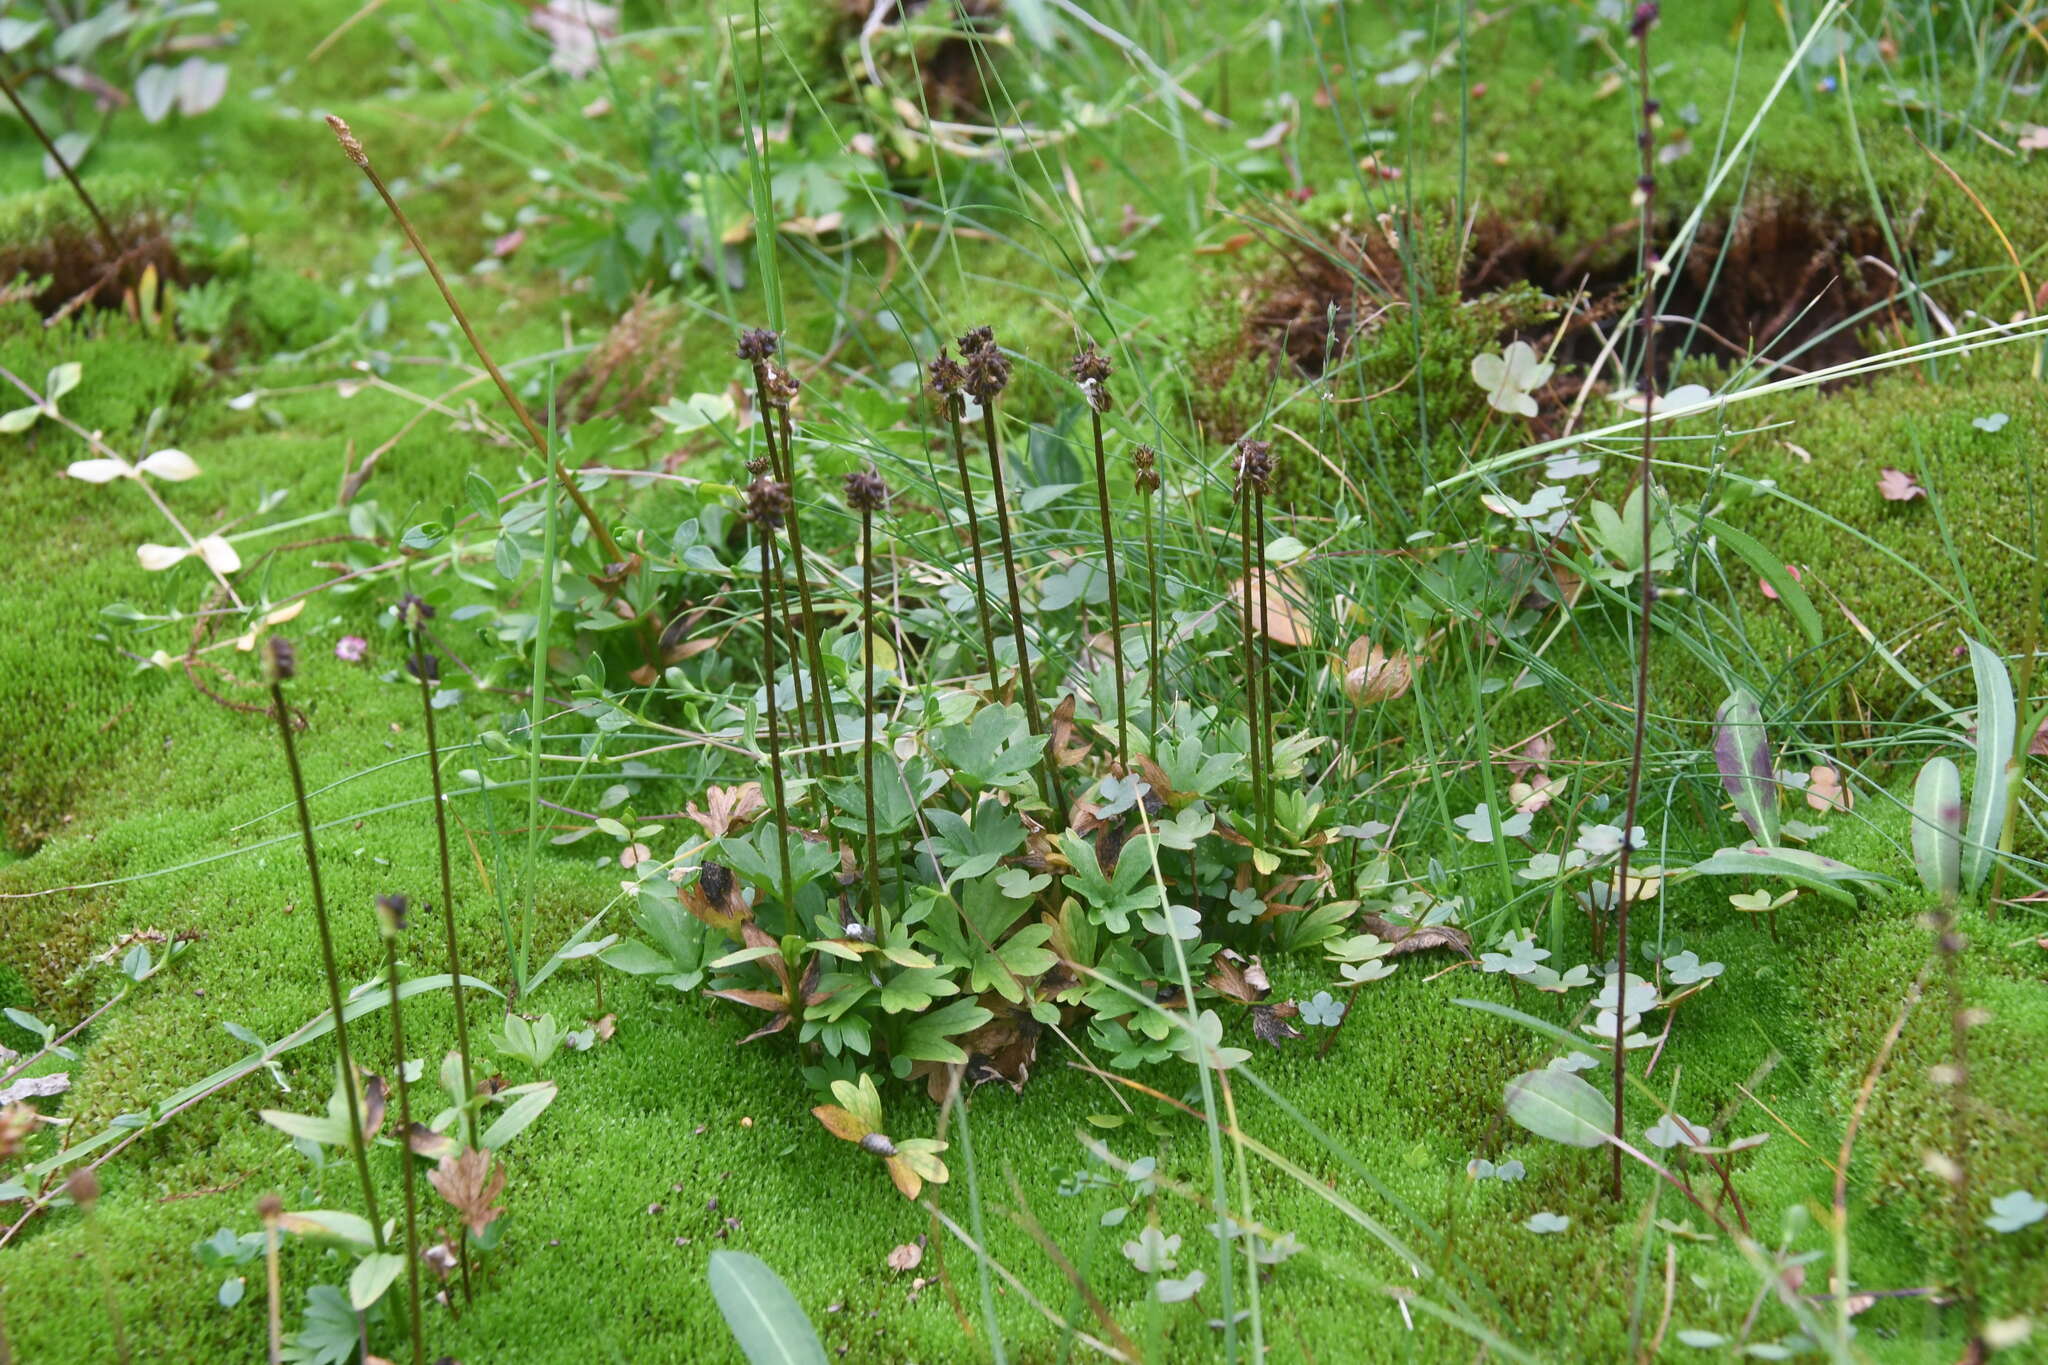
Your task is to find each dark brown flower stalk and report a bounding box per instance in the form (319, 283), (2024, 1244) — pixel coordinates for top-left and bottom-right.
(1254, 458), (1278, 846)
(1134, 446), (1164, 725)
(930, 348), (1001, 686)
(1610, 0), (1660, 1202)
(399, 599), (477, 1141)
(65, 1169), (128, 1364)
(962, 326), (1061, 815)
(1234, 440), (1273, 841)
(0, 74), (119, 258)
(769, 367), (836, 768)
(746, 477), (799, 913)
(845, 469), (890, 921)
(264, 637), (388, 1247)
(1074, 344), (1128, 765)
(738, 330), (833, 765)
(259, 1194), (284, 1364)
(325, 117), (660, 671)
(376, 896), (428, 1365)
(397, 598), (475, 1302)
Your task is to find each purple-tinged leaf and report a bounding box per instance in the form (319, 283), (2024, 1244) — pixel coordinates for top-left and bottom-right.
(1713, 689), (1779, 847)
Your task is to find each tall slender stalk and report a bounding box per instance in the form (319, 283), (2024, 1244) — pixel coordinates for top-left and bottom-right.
(0, 74), (119, 257)
(376, 897), (428, 1365)
(846, 471), (890, 921)
(324, 118), (659, 669)
(960, 327), (1061, 817)
(1610, 0), (1661, 1202)
(259, 1194), (283, 1365)
(739, 330), (833, 768)
(399, 603), (474, 1301)
(1254, 477), (1276, 845)
(1234, 440), (1273, 841)
(65, 1170), (128, 1364)
(1074, 345), (1128, 765)
(264, 638), (386, 1246)
(930, 349), (1001, 687)
(746, 476), (798, 915)
(1134, 446), (1164, 726)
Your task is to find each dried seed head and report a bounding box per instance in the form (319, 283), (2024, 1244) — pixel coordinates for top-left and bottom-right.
(1132, 443), (1161, 494)
(859, 1131), (899, 1157)
(326, 115), (367, 168)
(927, 347), (966, 399)
(843, 468), (889, 513)
(64, 1166), (100, 1210)
(397, 591), (435, 628)
(763, 363), (801, 409)
(263, 635), (298, 684)
(736, 328), (780, 364)
(1070, 344), (1112, 413)
(1233, 437), (1274, 495)
(956, 324), (995, 357)
(963, 343), (1011, 405)
(376, 893), (410, 935)
(745, 456), (772, 477)
(256, 1193), (284, 1224)
(406, 652), (440, 684)
(744, 475), (791, 529)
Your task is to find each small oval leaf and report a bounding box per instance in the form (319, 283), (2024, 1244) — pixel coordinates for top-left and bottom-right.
(1504, 1068), (1613, 1148)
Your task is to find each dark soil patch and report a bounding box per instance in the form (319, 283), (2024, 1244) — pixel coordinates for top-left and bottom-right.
(1239, 198), (1907, 395)
(0, 209), (189, 324)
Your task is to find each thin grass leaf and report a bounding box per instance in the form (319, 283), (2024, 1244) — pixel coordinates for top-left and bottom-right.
(1686, 847), (1892, 905)
(1962, 637), (2015, 892)
(1911, 756), (1963, 901)
(708, 1251), (828, 1365)
(1712, 688), (1779, 847)
(1702, 516), (1822, 647)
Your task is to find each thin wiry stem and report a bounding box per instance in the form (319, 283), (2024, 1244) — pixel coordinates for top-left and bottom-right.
(777, 402), (837, 770)
(945, 398), (1001, 687)
(406, 632), (475, 1300)
(758, 528), (797, 914)
(980, 403), (1061, 816)
(269, 680), (387, 1246)
(1254, 483), (1274, 845)
(1145, 480), (1163, 725)
(382, 925), (427, 1365)
(1238, 486), (1265, 840)
(1611, 1), (1660, 1202)
(0, 73), (119, 256)
(1087, 406), (1128, 765)
(861, 509), (882, 919)
(324, 117), (660, 669)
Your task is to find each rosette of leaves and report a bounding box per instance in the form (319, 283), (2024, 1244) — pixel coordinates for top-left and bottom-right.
(810, 1074), (949, 1200)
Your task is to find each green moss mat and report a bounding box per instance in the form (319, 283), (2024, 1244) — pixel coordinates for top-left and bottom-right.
(4, 1), (2046, 1360)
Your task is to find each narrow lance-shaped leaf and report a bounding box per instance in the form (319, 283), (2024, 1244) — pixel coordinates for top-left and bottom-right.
(1504, 1068), (1613, 1148)
(1713, 688), (1779, 847)
(1962, 638), (2015, 893)
(1911, 756), (1963, 903)
(708, 1250), (829, 1365)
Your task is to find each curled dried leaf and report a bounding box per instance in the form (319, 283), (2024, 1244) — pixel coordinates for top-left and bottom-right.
(1342, 638), (1418, 704)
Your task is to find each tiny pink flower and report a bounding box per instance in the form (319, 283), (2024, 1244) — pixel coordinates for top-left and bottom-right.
(335, 635), (369, 662)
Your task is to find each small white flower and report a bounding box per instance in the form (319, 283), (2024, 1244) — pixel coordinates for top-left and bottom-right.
(1470, 341), (1554, 419)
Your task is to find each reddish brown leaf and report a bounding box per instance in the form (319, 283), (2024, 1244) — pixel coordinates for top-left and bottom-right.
(1251, 1002), (1303, 1048)
(1360, 915), (1473, 957)
(1048, 693), (1093, 768)
(426, 1148), (505, 1238)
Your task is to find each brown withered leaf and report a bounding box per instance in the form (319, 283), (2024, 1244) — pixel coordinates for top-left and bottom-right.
(1230, 568), (1314, 646)
(1342, 637), (1418, 704)
(593, 1013), (617, 1041)
(1131, 753), (1178, 806)
(887, 1242), (923, 1273)
(686, 783), (767, 840)
(1206, 949), (1272, 1004)
(359, 1073), (388, 1141)
(408, 1123), (459, 1162)
(427, 1148), (506, 1238)
(1251, 1001), (1302, 1048)
(1048, 694), (1093, 768)
(1361, 914), (1473, 957)
(959, 999), (1043, 1094)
